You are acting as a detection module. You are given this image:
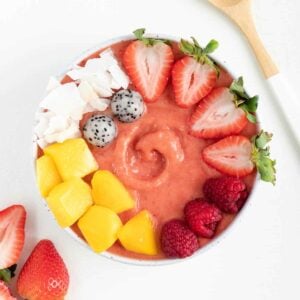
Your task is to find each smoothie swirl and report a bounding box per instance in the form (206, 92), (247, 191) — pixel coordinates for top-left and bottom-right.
(113, 119), (185, 190)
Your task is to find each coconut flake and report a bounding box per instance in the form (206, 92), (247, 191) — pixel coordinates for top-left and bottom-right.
(40, 82), (86, 120)
(46, 76), (61, 93)
(108, 64), (129, 89)
(67, 48), (129, 96)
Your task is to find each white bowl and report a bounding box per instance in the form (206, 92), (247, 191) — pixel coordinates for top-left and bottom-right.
(33, 33), (259, 266)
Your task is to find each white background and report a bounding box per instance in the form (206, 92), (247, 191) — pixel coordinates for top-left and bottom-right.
(0, 0), (299, 299)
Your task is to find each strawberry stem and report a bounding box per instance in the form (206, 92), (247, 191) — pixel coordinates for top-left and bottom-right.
(133, 28), (170, 47)
(179, 37), (219, 74)
(0, 264), (17, 283)
(230, 77), (258, 123)
(251, 131), (276, 185)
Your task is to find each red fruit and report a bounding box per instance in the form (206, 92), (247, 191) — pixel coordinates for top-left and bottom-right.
(17, 240), (69, 300)
(0, 281), (16, 300)
(172, 56), (217, 108)
(202, 135), (255, 177)
(184, 199), (223, 238)
(160, 219), (199, 258)
(0, 205), (26, 269)
(203, 177), (248, 213)
(189, 87), (248, 139)
(123, 28), (174, 103)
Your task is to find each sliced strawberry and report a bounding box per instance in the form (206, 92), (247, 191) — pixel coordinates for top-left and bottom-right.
(202, 135), (255, 177)
(189, 87), (248, 139)
(172, 38), (218, 108)
(0, 205), (26, 270)
(202, 131), (276, 184)
(0, 281), (16, 300)
(123, 28), (174, 103)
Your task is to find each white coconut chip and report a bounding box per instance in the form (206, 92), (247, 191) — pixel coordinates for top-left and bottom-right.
(40, 82), (86, 121)
(78, 80), (110, 112)
(46, 76), (61, 93)
(108, 64), (130, 89)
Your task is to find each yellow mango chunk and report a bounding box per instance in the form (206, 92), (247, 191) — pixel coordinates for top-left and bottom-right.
(91, 170), (135, 213)
(118, 210), (158, 255)
(78, 205), (122, 253)
(44, 138), (98, 181)
(46, 178), (93, 227)
(36, 155), (62, 197)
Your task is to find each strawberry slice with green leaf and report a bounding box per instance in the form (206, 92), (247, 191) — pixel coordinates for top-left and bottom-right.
(172, 37), (219, 108)
(189, 77), (258, 139)
(123, 28), (174, 103)
(0, 281), (16, 300)
(0, 205), (26, 277)
(202, 131), (276, 184)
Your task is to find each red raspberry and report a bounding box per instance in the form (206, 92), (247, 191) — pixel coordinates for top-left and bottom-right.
(160, 220), (199, 258)
(203, 177), (248, 214)
(184, 199), (223, 238)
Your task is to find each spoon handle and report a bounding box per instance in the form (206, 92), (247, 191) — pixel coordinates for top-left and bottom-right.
(225, 1), (300, 145)
(267, 74), (300, 147)
(225, 1), (279, 78)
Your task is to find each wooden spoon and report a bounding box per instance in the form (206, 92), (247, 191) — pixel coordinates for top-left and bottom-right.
(209, 0), (300, 145)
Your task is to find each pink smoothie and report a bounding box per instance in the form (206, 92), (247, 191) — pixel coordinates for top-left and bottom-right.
(61, 40), (258, 260)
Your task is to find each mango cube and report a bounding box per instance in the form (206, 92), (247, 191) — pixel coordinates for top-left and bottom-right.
(91, 170), (135, 213)
(78, 205), (122, 253)
(46, 178), (93, 227)
(36, 155), (62, 197)
(44, 138), (98, 181)
(118, 210), (158, 255)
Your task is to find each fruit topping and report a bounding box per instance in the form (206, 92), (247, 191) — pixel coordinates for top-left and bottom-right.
(44, 138), (98, 181)
(17, 239), (69, 300)
(0, 205), (26, 270)
(172, 38), (219, 107)
(83, 115), (117, 147)
(123, 28), (174, 103)
(36, 155), (62, 197)
(184, 199), (223, 238)
(203, 177), (248, 214)
(78, 205), (122, 253)
(91, 170), (135, 214)
(46, 178), (93, 227)
(118, 210), (158, 255)
(67, 48), (130, 96)
(0, 281), (16, 300)
(189, 77), (258, 139)
(111, 89), (145, 123)
(202, 131), (276, 184)
(160, 219), (198, 258)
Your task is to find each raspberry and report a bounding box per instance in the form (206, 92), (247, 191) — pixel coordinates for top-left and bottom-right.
(184, 199), (223, 238)
(203, 177), (248, 214)
(160, 220), (199, 258)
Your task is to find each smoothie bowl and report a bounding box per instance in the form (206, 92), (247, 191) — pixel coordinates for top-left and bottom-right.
(33, 29), (276, 265)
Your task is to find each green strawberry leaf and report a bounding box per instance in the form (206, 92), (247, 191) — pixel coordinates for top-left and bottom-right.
(230, 77), (259, 123)
(251, 131), (276, 185)
(133, 28), (170, 46)
(0, 264), (17, 283)
(133, 28), (146, 40)
(204, 39), (219, 54)
(179, 39), (195, 56)
(178, 37), (219, 75)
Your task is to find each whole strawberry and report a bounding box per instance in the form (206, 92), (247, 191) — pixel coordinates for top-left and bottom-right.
(203, 177), (248, 214)
(184, 199), (222, 238)
(160, 219), (198, 258)
(17, 240), (69, 300)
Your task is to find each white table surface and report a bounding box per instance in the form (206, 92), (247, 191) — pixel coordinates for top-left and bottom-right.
(0, 0), (299, 299)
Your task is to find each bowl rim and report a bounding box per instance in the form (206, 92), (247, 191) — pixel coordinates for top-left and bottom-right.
(33, 33), (260, 266)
